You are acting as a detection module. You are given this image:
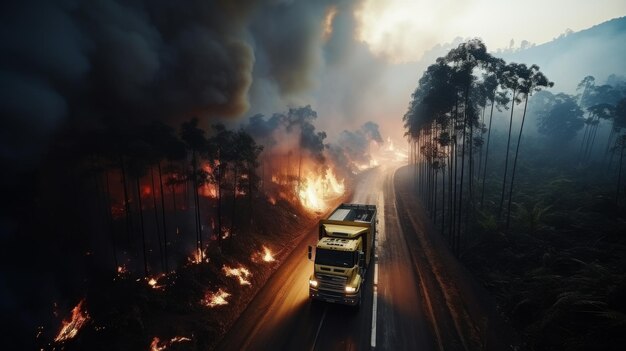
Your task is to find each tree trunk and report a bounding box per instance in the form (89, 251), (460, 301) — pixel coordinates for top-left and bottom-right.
(506, 94), (530, 229)
(231, 165), (238, 237)
(119, 155), (133, 248)
(481, 99), (496, 208)
(617, 142), (624, 203)
(498, 88), (517, 219)
(136, 176), (148, 276)
(150, 167), (164, 272)
(105, 170), (118, 269)
(157, 162), (169, 272)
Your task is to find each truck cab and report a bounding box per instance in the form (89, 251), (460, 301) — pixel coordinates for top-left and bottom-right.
(308, 203), (376, 307)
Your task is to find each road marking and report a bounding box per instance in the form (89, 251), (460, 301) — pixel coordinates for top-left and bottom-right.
(371, 288), (378, 348)
(374, 261), (379, 285)
(311, 306), (327, 351)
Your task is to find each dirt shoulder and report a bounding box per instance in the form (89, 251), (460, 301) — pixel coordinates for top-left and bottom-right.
(393, 165), (519, 350)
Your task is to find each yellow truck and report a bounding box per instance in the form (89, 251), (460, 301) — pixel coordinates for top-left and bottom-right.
(308, 203), (377, 307)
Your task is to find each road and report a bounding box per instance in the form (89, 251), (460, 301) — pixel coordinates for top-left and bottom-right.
(216, 164), (504, 350)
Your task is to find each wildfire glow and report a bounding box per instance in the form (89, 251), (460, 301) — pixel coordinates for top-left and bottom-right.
(222, 265), (252, 286)
(297, 169), (345, 211)
(150, 336), (192, 351)
(146, 275), (166, 290)
(262, 246), (275, 262)
(188, 248), (208, 264)
(201, 288), (231, 308)
(54, 299), (90, 343)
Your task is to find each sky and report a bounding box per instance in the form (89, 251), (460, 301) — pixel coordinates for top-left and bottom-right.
(355, 0), (626, 63)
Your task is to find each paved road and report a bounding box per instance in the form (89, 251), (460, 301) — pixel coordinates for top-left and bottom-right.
(216, 164), (472, 350)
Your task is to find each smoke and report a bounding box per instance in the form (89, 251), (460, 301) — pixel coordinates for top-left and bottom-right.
(1, 0), (364, 175)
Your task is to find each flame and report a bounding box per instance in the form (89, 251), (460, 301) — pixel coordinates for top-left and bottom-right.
(54, 299), (90, 343)
(117, 265), (128, 276)
(146, 275), (166, 290)
(222, 265), (252, 286)
(142, 185), (152, 197)
(268, 196), (277, 205)
(297, 169), (345, 211)
(199, 183), (218, 198)
(262, 246), (275, 262)
(201, 288), (231, 308)
(221, 229), (231, 240)
(188, 248), (208, 264)
(150, 336), (192, 351)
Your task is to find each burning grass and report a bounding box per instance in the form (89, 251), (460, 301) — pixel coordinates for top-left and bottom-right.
(222, 265), (252, 286)
(201, 288), (231, 308)
(54, 299), (90, 343)
(150, 336), (192, 351)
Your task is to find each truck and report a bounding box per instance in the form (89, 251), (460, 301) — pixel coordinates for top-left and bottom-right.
(308, 203), (377, 307)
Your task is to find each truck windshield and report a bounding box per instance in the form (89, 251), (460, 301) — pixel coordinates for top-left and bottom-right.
(315, 248), (355, 268)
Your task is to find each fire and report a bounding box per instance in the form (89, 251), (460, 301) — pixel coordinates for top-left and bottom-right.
(222, 229), (231, 240)
(262, 246), (275, 262)
(297, 169), (345, 211)
(54, 299), (90, 343)
(146, 275), (166, 290)
(201, 288), (231, 308)
(150, 336), (192, 351)
(188, 248), (208, 264)
(268, 196), (277, 205)
(222, 265), (252, 286)
(117, 265), (128, 275)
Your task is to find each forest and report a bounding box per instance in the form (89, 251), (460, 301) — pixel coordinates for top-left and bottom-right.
(404, 39), (626, 349)
(4, 103), (383, 349)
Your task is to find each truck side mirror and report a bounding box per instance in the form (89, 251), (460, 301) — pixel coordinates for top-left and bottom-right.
(308, 246), (313, 260)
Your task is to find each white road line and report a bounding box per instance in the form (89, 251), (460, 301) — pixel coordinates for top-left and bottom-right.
(371, 288), (378, 348)
(311, 306), (327, 351)
(374, 261), (379, 286)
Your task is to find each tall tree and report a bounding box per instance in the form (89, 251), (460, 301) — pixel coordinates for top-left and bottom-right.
(505, 64), (553, 229)
(180, 118), (208, 260)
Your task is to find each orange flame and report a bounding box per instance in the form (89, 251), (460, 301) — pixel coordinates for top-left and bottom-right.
(146, 274), (166, 290)
(201, 288), (230, 308)
(297, 169), (344, 211)
(188, 248), (208, 264)
(54, 299), (90, 343)
(262, 246), (275, 262)
(150, 336), (192, 351)
(222, 265), (252, 286)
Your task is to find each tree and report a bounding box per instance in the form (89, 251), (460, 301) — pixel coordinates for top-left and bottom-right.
(505, 64), (553, 229)
(537, 93), (585, 147)
(180, 118), (208, 260)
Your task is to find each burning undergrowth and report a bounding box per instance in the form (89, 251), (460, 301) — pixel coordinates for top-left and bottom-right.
(35, 185), (332, 351)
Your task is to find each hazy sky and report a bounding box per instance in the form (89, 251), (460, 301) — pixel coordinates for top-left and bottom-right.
(355, 0), (626, 62)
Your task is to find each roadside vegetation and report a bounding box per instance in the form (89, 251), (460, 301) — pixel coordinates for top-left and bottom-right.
(403, 39), (626, 350)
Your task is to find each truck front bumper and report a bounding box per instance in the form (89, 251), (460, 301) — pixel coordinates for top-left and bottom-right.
(309, 287), (360, 306)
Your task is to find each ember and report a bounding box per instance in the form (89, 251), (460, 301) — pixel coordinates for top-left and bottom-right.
(54, 299), (90, 343)
(150, 336), (192, 351)
(222, 265), (252, 285)
(117, 265), (128, 275)
(201, 288), (231, 307)
(146, 275), (166, 290)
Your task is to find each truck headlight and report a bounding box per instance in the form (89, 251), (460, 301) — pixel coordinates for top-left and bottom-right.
(345, 286), (356, 293)
(309, 279), (318, 287)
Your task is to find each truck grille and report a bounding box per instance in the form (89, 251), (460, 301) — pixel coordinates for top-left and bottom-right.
(316, 273), (347, 291)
